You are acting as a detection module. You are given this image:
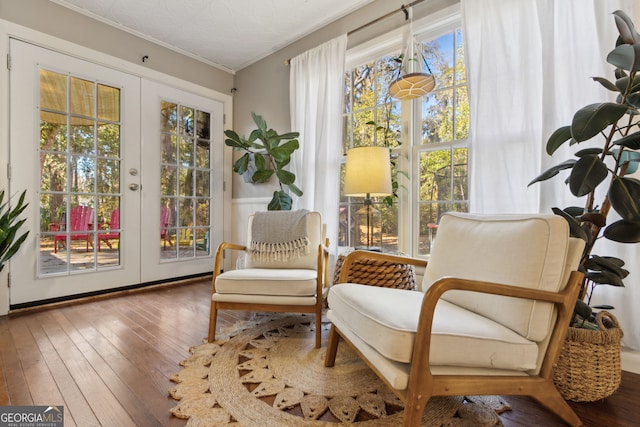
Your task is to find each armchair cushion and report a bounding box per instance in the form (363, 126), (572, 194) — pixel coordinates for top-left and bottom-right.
(422, 213), (572, 342)
(215, 268), (318, 297)
(328, 283), (539, 369)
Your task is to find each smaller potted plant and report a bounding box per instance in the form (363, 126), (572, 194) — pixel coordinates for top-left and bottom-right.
(0, 190), (29, 272)
(225, 113), (302, 211)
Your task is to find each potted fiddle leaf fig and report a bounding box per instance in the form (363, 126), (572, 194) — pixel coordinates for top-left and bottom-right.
(225, 112), (303, 210)
(0, 189), (29, 272)
(529, 9), (640, 402)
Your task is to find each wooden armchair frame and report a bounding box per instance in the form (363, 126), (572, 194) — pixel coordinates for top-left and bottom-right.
(208, 237), (330, 348)
(325, 250), (584, 427)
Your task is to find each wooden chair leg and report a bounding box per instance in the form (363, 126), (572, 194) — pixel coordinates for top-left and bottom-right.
(314, 311), (322, 349)
(532, 385), (582, 427)
(208, 301), (218, 343)
(403, 391), (430, 427)
(324, 324), (340, 367)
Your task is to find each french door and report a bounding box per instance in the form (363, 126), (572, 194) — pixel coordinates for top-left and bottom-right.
(9, 39), (222, 306)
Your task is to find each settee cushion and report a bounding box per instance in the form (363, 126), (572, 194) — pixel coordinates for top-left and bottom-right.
(215, 268), (318, 297)
(423, 213), (571, 342)
(327, 283), (539, 370)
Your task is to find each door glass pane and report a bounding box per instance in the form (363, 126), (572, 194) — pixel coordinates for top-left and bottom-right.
(39, 69), (122, 275)
(160, 100), (212, 260)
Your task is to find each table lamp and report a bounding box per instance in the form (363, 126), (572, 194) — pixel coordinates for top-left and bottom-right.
(344, 146), (392, 251)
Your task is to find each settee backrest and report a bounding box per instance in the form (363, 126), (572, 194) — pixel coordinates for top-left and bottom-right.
(422, 213), (584, 342)
(244, 211), (323, 270)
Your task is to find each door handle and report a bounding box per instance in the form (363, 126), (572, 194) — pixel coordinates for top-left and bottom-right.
(129, 183), (140, 191)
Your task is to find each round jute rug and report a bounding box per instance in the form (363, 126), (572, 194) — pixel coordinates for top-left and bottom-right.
(169, 314), (511, 426)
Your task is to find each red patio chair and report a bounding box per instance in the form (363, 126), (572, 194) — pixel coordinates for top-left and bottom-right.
(52, 205), (94, 253)
(98, 208), (119, 251)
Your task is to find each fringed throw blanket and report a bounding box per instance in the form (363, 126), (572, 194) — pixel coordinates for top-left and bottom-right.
(249, 209), (310, 263)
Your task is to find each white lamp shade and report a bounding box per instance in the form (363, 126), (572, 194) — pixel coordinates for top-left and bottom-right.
(344, 146), (392, 197)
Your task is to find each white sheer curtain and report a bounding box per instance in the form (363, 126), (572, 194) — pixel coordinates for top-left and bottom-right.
(289, 35), (347, 258)
(462, 0), (639, 350)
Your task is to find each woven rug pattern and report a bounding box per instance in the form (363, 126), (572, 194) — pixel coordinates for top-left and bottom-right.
(169, 314), (510, 426)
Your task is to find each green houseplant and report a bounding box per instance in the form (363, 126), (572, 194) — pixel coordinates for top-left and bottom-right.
(529, 9), (640, 402)
(0, 190), (29, 272)
(530, 9), (640, 326)
(225, 112), (302, 210)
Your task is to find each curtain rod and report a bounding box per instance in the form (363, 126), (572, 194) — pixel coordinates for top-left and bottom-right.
(347, 0), (426, 36)
(285, 0), (425, 66)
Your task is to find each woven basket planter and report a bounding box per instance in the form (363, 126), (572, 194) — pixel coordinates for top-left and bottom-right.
(553, 311), (624, 402)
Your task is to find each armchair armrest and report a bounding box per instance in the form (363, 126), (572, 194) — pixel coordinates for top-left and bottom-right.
(212, 242), (247, 292)
(317, 237), (330, 295)
(408, 270), (585, 396)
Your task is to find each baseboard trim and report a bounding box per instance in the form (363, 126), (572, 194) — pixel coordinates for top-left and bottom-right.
(622, 348), (640, 374)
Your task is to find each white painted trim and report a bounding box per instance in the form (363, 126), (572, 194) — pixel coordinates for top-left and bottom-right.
(231, 197), (272, 205)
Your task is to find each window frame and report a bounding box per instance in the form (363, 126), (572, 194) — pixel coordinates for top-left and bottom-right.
(341, 4), (467, 257)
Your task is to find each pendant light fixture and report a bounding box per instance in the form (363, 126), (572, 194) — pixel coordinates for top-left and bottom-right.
(388, 5), (435, 100)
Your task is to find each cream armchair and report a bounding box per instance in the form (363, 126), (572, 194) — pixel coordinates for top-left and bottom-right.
(325, 213), (585, 426)
(208, 211), (329, 348)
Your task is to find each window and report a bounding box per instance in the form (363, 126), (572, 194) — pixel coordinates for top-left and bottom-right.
(340, 15), (469, 256)
(160, 101), (212, 260)
(415, 28), (469, 255)
(340, 54), (401, 251)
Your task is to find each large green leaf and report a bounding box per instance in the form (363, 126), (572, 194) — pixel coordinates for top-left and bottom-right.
(287, 183), (303, 197)
(603, 219), (640, 242)
(251, 168), (275, 183)
(614, 131), (640, 149)
(224, 129), (247, 149)
(574, 299), (593, 321)
(568, 154), (609, 196)
(528, 159), (576, 186)
(268, 191), (293, 211)
(575, 147), (603, 157)
(552, 207), (589, 242)
(546, 126), (572, 155)
(232, 153), (251, 175)
(275, 169), (295, 185)
(614, 74), (640, 93)
(613, 10), (640, 44)
(585, 255), (629, 279)
(593, 76), (620, 92)
(571, 103), (628, 142)
(278, 131), (300, 140)
(252, 112), (267, 134)
(254, 152), (267, 170)
(609, 176), (640, 221)
(586, 271), (625, 287)
(270, 140), (299, 163)
(607, 44), (640, 72)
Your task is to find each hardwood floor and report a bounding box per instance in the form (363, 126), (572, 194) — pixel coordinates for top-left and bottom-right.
(0, 279), (638, 426)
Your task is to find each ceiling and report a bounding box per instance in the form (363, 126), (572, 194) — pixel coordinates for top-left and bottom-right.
(50, 0), (376, 73)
